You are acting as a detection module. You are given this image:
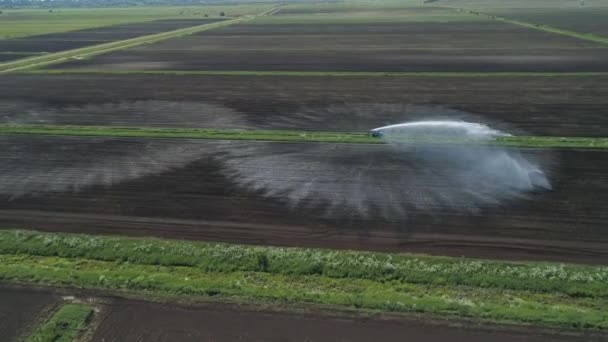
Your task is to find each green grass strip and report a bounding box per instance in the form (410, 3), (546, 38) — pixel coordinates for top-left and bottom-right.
(30, 69), (608, 77)
(0, 6), (279, 74)
(1, 230), (607, 330)
(25, 303), (93, 342)
(2, 230), (607, 299)
(0, 124), (607, 149)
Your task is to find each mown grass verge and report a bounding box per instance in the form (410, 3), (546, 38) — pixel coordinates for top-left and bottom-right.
(0, 124), (607, 149)
(25, 303), (93, 342)
(1, 230), (608, 330)
(30, 69), (608, 77)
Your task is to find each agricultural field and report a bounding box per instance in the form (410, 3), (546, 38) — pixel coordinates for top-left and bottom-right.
(0, 280), (601, 341)
(482, 8), (608, 38)
(90, 298), (588, 342)
(0, 286), (60, 341)
(47, 7), (608, 73)
(0, 74), (607, 137)
(1, 0), (608, 340)
(0, 19), (224, 62)
(0, 135), (606, 264)
(439, 0), (608, 9)
(439, 0), (608, 38)
(0, 4), (272, 39)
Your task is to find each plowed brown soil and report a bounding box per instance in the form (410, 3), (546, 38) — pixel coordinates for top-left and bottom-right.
(0, 136), (606, 264)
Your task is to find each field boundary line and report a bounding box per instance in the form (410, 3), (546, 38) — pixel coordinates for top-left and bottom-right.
(0, 7), (279, 74)
(26, 69), (608, 77)
(0, 124), (607, 149)
(443, 6), (608, 46)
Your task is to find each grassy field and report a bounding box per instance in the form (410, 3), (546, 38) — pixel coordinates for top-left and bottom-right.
(1, 230), (607, 330)
(0, 124), (607, 149)
(25, 303), (93, 342)
(0, 4), (273, 39)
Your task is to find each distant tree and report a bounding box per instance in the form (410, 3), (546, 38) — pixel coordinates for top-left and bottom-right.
(204, 14), (208, 17)
(48, 9), (53, 12)
(219, 11), (225, 17)
(0, 11), (3, 14)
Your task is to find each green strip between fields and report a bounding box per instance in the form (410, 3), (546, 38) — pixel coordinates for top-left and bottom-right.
(24, 302), (93, 342)
(0, 124), (607, 149)
(28, 69), (608, 77)
(1, 230), (607, 330)
(0, 6), (279, 74)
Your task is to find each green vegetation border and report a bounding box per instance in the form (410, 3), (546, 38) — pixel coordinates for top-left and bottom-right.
(0, 124), (607, 149)
(1, 230), (607, 330)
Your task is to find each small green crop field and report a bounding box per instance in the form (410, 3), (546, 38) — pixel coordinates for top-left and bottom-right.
(25, 303), (93, 342)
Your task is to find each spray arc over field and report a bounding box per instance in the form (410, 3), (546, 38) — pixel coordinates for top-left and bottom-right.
(0, 100), (553, 221)
(373, 120), (552, 192)
(369, 120), (511, 140)
(221, 119), (552, 219)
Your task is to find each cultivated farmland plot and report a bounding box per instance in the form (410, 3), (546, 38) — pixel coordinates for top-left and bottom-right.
(482, 8), (608, 38)
(2, 0), (608, 339)
(50, 14), (608, 73)
(88, 297), (587, 342)
(0, 285), (60, 341)
(1, 74), (607, 137)
(0, 135), (606, 264)
(0, 19), (225, 62)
